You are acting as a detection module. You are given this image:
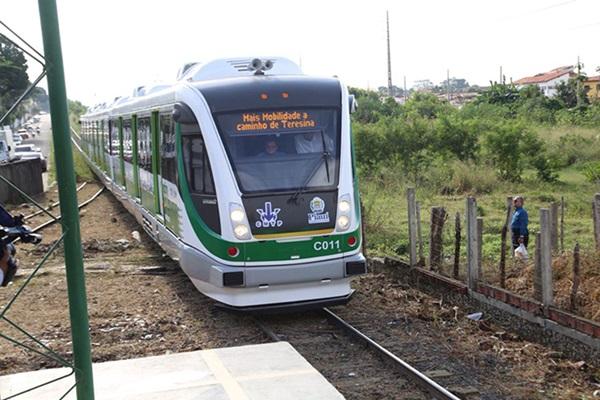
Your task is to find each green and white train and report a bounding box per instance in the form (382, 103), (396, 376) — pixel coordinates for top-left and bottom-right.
(77, 57), (366, 310)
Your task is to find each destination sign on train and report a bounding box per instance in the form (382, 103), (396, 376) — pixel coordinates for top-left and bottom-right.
(233, 111), (319, 133)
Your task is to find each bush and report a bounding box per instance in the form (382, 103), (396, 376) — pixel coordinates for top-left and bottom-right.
(425, 160), (499, 195)
(582, 161), (600, 184)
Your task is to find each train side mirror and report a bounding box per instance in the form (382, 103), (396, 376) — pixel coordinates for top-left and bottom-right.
(172, 103), (196, 124)
(348, 95), (358, 114)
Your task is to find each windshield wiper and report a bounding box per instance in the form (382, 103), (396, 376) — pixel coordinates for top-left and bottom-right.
(288, 130), (331, 204)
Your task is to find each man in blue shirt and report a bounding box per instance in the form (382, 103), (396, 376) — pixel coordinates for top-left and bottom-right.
(511, 196), (529, 250)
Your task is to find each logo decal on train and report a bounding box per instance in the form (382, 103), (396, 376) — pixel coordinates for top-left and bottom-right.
(256, 202), (283, 228)
(308, 196), (330, 224)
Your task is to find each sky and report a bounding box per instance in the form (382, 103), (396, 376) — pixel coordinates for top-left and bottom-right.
(3, 0), (600, 106)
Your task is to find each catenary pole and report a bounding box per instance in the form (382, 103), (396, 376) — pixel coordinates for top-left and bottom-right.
(37, 1), (95, 398)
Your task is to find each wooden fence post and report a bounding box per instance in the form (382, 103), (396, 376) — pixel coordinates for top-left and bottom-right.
(570, 242), (580, 312)
(453, 212), (460, 280)
(429, 207), (446, 271)
(407, 188), (417, 267)
(533, 232), (542, 301)
(560, 196), (565, 253)
(593, 193), (600, 251)
(540, 208), (553, 306)
(499, 197), (512, 288)
(466, 197), (479, 290)
(477, 217), (483, 281)
(416, 202), (424, 266)
(507, 196), (515, 259)
(550, 202), (559, 252)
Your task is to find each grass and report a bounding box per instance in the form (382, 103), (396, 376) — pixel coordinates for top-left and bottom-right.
(47, 135), (94, 184)
(361, 162), (600, 279)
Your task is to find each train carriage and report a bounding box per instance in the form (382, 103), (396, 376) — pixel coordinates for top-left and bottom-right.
(78, 57), (366, 310)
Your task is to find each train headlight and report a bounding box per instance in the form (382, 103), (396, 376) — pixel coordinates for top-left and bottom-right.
(336, 194), (352, 232)
(338, 200), (351, 213)
(230, 203), (251, 240)
(230, 209), (245, 223)
(234, 224), (250, 239)
(337, 215), (350, 230)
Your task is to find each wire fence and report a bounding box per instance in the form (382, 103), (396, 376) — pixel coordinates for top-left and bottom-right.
(406, 189), (600, 320)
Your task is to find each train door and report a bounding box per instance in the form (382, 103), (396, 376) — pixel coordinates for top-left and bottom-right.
(122, 118), (137, 198)
(132, 115), (140, 200)
(118, 117), (125, 188)
(137, 115), (154, 210)
(151, 111), (161, 216)
(109, 119), (117, 183)
(159, 112), (180, 235)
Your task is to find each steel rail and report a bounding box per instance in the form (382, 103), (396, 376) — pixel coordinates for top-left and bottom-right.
(321, 307), (461, 400)
(23, 182), (88, 221)
(30, 187), (105, 233)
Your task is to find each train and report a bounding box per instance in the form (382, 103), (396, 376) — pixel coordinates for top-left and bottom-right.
(76, 57), (366, 311)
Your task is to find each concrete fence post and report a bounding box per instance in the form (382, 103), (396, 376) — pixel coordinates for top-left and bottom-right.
(466, 197), (479, 290)
(499, 197), (512, 288)
(560, 196), (565, 253)
(407, 188), (418, 267)
(477, 217), (483, 280)
(533, 232), (542, 301)
(593, 193), (600, 251)
(416, 202), (424, 266)
(550, 202), (559, 252)
(540, 208), (553, 306)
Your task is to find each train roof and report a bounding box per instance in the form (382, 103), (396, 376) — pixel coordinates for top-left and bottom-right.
(82, 57), (341, 118)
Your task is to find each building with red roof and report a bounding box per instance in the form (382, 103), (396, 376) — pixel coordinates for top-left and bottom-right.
(514, 66), (575, 97)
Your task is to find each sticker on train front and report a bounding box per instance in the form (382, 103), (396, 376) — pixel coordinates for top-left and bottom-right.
(308, 196), (330, 224)
(256, 201), (283, 228)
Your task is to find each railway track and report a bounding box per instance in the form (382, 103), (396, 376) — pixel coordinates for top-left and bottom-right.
(254, 308), (463, 400)
(13, 184), (104, 244)
(22, 182), (87, 221)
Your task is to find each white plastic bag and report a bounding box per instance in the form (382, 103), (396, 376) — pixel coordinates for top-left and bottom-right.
(514, 243), (529, 261)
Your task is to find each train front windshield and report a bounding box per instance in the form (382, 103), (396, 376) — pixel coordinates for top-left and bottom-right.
(216, 109), (340, 194)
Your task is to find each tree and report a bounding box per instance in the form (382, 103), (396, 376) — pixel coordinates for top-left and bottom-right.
(556, 77), (588, 109)
(0, 33), (29, 121)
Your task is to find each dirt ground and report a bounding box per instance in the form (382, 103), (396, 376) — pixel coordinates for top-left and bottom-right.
(504, 252), (600, 323)
(333, 272), (600, 399)
(1, 181), (599, 399)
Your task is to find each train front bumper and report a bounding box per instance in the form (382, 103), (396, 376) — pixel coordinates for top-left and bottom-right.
(179, 245), (366, 309)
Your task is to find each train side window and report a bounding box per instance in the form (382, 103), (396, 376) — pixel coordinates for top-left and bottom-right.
(182, 133), (215, 195)
(160, 114), (176, 183)
(137, 117), (151, 172)
(123, 119), (132, 162)
(109, 119), (118, 155)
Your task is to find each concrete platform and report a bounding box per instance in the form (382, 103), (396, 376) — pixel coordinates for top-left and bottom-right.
(0, 342), (344, 399)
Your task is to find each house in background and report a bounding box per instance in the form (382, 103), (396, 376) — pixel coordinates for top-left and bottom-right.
(583, 75), (600, 102)
(514, 66), (575, 97)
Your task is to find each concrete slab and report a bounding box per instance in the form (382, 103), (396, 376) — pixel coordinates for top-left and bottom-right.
(0, 342), (344, 400)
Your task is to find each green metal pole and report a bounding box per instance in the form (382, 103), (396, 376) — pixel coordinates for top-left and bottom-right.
(37, 1), (95, 399)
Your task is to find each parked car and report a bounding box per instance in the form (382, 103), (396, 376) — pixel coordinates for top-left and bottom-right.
(15, 144), (42, 153)
(12, 134), (22, 145)
(16, 151), (47, 172)
(17, 129), (29, 140)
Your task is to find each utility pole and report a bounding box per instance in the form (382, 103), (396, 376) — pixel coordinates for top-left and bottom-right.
(576, 56), (583, 107)
(386, 10), (393, 96)
(403, 75), (407, 103)
(38, 1), (95, 399)
(499, 66), (503, 84)
(446, 69), (450, 101)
